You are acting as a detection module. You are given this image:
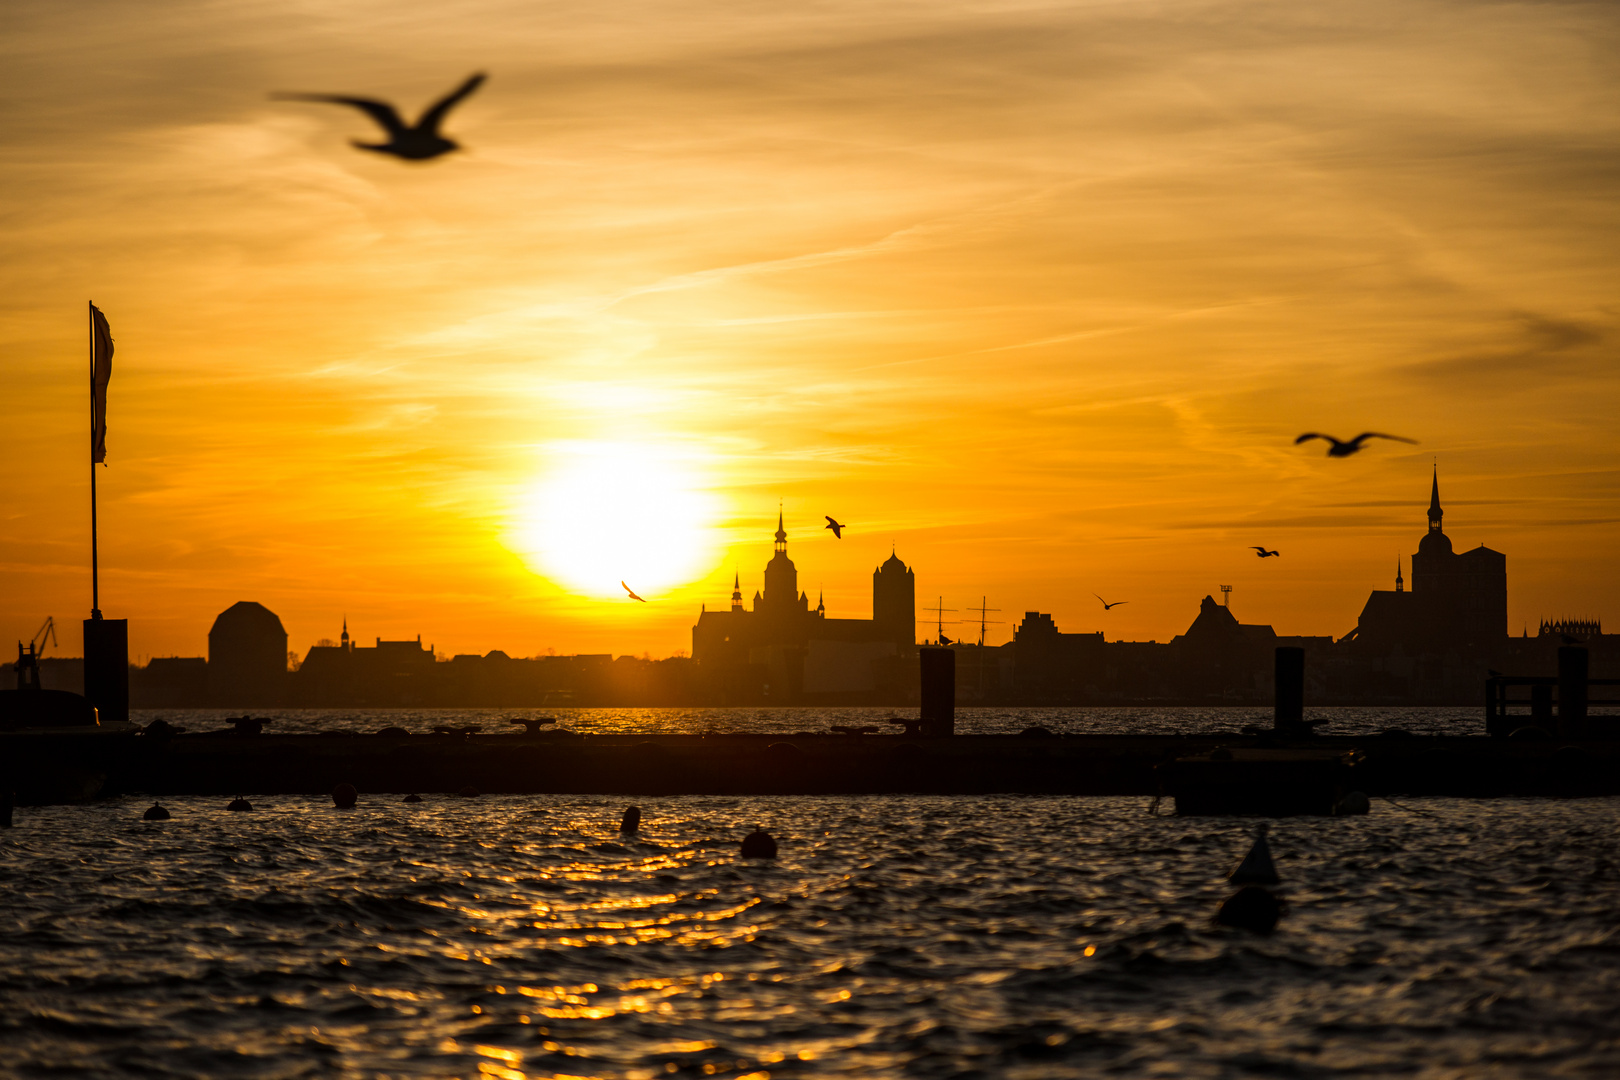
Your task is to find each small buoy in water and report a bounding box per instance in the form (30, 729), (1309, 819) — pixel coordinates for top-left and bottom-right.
(740, 829), (777, 858)
(1229, 824), (1280, 885)
(226, 795), (253, 812)
(620, 806), (642, 834)
(1334, 791), (1371, 815)
(331, 783), (358, 809)
(457, 785), (480, 798)
(403, 793), (423, 803)
(1214, 885), (1282, 933)
(143, 803), (170, 821)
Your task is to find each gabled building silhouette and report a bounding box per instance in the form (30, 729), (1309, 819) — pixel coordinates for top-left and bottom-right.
(292, 619), (437, 705)
(691, 512), (916, 701)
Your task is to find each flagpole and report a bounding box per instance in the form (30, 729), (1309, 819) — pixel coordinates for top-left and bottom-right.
(89, 300), (101, 620)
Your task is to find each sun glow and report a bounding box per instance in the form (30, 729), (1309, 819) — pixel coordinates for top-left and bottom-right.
(514, 443), (720, 600)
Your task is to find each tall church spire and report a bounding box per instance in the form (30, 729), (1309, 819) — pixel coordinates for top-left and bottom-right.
(1395, 556), (1404, 593)
(1427, 466), (1443, 534)
(774, 506), (787, 553)
(730, 572), (743, 611)
(341, 616), (349, 649)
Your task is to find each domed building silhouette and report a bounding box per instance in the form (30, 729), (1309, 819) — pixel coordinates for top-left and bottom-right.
(207, 601), (289, 705)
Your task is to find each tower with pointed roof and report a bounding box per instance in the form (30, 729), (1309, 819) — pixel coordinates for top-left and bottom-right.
(1352, 468), (1506, 656)
(690, 508), (920, 701)
(760, 508), (805, 617)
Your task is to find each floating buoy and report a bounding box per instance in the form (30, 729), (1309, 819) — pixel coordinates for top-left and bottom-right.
(403, 793), (423, 803)
(1214, 885), (1282, 933)
(457, 785), (480, 798)
(143, 803), (170, 821)
(1229, 824), (1280, 885)
(331, 783), (358, 809)
(226, 795), (253, 812)
(620, 806), (642, 834)
(740, 829), (777, 858)
(375, 726), (410, 737)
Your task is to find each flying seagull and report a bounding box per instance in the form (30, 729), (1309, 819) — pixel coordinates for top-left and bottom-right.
(1252, 547), (1281, 558)
(1294, 431), (1418, 457)
(273, 72), (486, 160)
(622, 582), (646, 602)
(1093, 594), (1128, 610)
(825, 516), (845, 539)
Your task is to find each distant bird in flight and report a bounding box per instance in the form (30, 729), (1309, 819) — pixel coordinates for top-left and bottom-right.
(1294, 431), (1418, 458)
(1251, 547), (1281, 558)
(273, 72), (486, 160)
(825, 516), (845, 539)
(1094, 594), (1128, 610)
(622, 582), (646, 602)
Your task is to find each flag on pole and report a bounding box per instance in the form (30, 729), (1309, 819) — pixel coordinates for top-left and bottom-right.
(90, 304), (113, 464)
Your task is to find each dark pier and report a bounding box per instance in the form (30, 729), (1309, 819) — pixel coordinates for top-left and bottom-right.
(4, 727), (1620, 806)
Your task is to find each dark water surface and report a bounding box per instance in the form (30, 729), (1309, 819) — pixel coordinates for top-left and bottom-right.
(3, 794), (1618, 1078)
(131, 705), (1485, 738)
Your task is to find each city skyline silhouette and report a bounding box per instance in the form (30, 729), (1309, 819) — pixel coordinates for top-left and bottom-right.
(2, 0), (1616, 664)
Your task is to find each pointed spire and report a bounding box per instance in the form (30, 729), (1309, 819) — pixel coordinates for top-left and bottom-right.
(731, 571), (743, 611)
(340, 616), (349, 648)
(816, 589), (825, 613)
(1427, 465), (1443, 532)
(1395, 556), (1404, 593)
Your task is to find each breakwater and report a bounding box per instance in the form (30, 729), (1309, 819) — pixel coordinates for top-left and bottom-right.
(5, 728), (1618, 804)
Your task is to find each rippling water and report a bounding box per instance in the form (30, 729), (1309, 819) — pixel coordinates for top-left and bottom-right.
(130, 705), (1486, 738)
(3, 794), (1617, 1078)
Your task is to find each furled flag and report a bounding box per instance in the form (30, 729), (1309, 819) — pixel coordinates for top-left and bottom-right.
(90, 303), (113, 464)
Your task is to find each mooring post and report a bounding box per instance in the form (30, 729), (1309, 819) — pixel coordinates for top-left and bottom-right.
(919, 647), (956, 736)
(1274, 647), (1305, 731)
(1531, 683), (1553, 730)
(82, 617), (129, 724)
(1557, 646), (1588, 739)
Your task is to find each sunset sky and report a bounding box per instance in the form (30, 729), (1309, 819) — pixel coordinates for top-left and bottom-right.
(3, 0), (1617, 662)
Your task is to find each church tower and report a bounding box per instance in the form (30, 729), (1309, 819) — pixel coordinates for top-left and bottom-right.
(760, 509), (804, 615)
(872, 547), (916, 649)
(730, 573), (743, 612)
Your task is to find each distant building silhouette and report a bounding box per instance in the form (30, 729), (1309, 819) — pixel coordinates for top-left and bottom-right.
(1540, 618), (1602, 638)
(691, 512), (916, 701)
(207, 601), (288, 705)
(1349, 469), (1508, 656)
(294, 621), (437, 705)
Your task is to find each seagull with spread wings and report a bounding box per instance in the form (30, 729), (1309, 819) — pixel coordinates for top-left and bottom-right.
(273, 72), (486, 160)
(622, 582), (647, 602)
(1294, 431), (1417, 457)
(824, 516), (845, 539)
(1094, 594), (1128, 610)
(1252, 547), (1281, 558)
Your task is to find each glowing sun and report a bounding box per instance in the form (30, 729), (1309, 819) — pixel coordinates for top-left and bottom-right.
(514, 443), (720, 600)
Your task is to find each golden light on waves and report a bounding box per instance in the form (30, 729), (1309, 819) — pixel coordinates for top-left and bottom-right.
(511, 442), (721, 601)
